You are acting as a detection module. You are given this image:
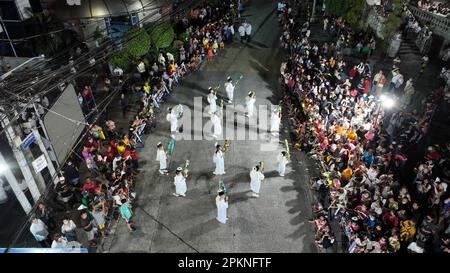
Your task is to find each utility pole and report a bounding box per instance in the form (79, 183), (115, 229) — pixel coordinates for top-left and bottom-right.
(0, 153), (32, 213)
(0, 111), (41, 202)
(311, 0), (318, 22)
(33, 129), (59, 185)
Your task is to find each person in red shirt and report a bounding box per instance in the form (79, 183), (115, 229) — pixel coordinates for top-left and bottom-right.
(382, 210), (399, 229)
(349, 65), (358, 79)
(130, 146), (139, 171)
(103, 145), (117, 163)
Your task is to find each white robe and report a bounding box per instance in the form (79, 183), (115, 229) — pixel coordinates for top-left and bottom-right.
(211, 114), (222, 137)
(216, 198), (228, 224)
(250, 169), (265, 194)
(174, 174), (187, 196)
(277, 154), (288, 176)
(166, 113), (178, 132)
(246, 97), (256, 117)
(213, 150), (225, 175)
(224, 82), (235, 101)
(270, 112), (281, 133)
(156, 149), (167, 170)
(207, 94), (217, 114)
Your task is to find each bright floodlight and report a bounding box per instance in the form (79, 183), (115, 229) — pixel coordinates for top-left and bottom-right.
(382, 97), (395, 108)
(0, 163), (7, 174)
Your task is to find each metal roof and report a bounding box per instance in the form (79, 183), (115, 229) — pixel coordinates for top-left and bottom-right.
(51, 0), (167, 19)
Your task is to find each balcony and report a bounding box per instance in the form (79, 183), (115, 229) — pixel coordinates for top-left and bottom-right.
(407, 4), (450, 39)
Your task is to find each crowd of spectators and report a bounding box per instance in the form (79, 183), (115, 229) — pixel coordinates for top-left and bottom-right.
(28, 0), (242, 250)
(415, 0), (450, 17)
(278, 1), (449, 253)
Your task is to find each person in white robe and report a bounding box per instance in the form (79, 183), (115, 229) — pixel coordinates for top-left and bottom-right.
(213, 143), (226, 175)
(173, 167), (187, 197)
(211, 112), (222, 139)
(216, 191), (229, 224)
(270, 108), (281, 135)
(277, 151), (289, 177)
(166, 107), (178, 138)
(245, 91), (256, 117)
(207, 87), (217, 114)
(156, 142), (168, 174)
(224, 77), (235, 103)
(250, 165), (265, 197)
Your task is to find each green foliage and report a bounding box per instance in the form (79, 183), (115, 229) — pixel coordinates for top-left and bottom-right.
(123, 27), (151, 57)
(380, 0), (404, 41)
(110, 51), (130, 69)
(325, 0), (366, 27)
(149, 22), (175, 49)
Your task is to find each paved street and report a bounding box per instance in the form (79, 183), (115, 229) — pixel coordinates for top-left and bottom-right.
(101, 0), (317, 253)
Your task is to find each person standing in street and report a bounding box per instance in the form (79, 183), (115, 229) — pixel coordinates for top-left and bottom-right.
(61, 216), (78, 242)
(216, 191), (229, 224)
(245, 21), (252, 43)
(173, 167), (187, 197)
(245, 91), (256, 117)
(30, 216), (51, 247)
(270, 107), (281, 135)
(156, 142), (168, 175)
(166, 107), (178, 138)
(250, 165), (265, 197)
(120, 199), (136, 232)
(207, 87), (218, 114)
(211, 111), (222, 139)
(80, 211), (97, 247)
(213, 143), (226, 175)
(277, 151), (289, 177)
(238, 23), (246, 44)
(224, 76), (235, 103)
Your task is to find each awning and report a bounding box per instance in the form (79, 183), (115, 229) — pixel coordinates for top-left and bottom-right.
(50, 0), (165, 20)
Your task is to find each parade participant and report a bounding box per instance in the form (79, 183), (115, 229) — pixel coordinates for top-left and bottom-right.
(245, 91), (256, 117)
(207, 87), (218, 114)
(277, 151), (289, 177)
(156, 142), (168, 174)
(238, 23), (246, 43)
(216, 191), (229, 224)
(245, 21), (252, 43)
(250, 165), (265, 197)
(173, 167), (187, 197)
(211, 111), (222, 139)
(270, 107), (281, 135)
(166, 107), (178, 138)
(213, 143), (226, 175)
(224, 76), (235, 103)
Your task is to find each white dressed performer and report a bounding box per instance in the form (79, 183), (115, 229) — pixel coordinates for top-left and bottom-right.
(211, 111), (222, 139)
(213, 143), (226, 175)
(173, 167), (187, 197)
(245, 91), (256, 117)
(216, 191), (229, 224)
(270, 107), (281, 135)
(250, 165), (265, 197)
(207, 87), (217, 114)
(224, 76), (235, 103)
(277, 151), (289, 177)
(166, 107), (178, 138)
(156, 142), (168, 174)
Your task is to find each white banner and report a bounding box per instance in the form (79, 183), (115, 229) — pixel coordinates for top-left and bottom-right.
(32, 154), (47, 173)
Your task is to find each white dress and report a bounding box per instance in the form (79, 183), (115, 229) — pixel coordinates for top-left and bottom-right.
(174, 174), (187, 196)
(216, 198), (229, 224)
(277, 154), (288, 176)
(207, 94), (217, 114)
(270, 111), (281, 133)
(246, 97), (256, 117)
(224, 82), (235, 101)
(250, 169), (265, 194)
(211, 114), (222, 137)
(166, 113), (178, 132)
(156, 149), (167, 170)
(213, 150), (225, 175)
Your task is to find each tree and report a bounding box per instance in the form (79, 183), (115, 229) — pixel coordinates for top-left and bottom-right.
(380, 0), (404, 42)
(325, 0), (366, 27)
(149, 22), (175, 49)
(123, 27), (151, 58)
(110, 50), (130, 69)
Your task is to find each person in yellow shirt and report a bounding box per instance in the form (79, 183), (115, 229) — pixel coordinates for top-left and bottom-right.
(400, 220), (416, 243)
(143, 82), (151, 95)
(341, 167), (353, 182)
(116, 141), (126, 155)
(347, 129), (357, 141)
